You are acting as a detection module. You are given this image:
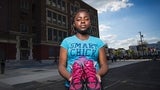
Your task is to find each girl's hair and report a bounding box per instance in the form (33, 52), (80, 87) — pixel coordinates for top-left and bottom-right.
(71, 9), (90, 35)
(73, 9), (90, 21)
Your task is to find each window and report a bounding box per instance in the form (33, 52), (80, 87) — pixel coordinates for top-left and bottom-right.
(53, 29), (58, 41)
(62, 1), (66, 11)
(48, 28), (52, 40)
(63, 32), (67, 38)
(57, 0), (61, 8)
(46, 10), (67, 27)
(74, 7), (79, 12)
(46, 0), (52, 5)
(20, 0), (29, 10)
(52, 0), (56, 6)
(47, 10), (52, 23)
(52, 12), (57, 24)
(58, 31), (62, 42)
(20, 24), (29, 33)
(48, 28), (58, 42)
(70, 5), (74, 15)
(58, 14), (62, 25)
(47, 27), (67, 42)
(74, 2), (80, 12)
(47, 0), (68, 12)
(62, 16), (66, 26)
(47, 10), (52, 17)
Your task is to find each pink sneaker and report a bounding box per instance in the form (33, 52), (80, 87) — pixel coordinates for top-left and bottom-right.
(70, 62), (84, 90)
(84, 60), (101, 90)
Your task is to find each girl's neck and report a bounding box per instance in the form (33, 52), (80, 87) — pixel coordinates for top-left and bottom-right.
(75, 33), (89, 40)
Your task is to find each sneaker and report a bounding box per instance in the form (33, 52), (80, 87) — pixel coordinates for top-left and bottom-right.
(84, 60), (101, 90)
(70, 62), (84, 90)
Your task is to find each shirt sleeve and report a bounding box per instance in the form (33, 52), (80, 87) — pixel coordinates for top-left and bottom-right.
(98, 39), (105, 49)
(60, 38), (68, 50)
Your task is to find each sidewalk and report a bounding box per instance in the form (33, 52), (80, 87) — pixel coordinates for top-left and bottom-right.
(0, 59), (150, 89)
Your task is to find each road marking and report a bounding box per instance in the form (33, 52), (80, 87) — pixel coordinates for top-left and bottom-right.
(104, 80), (121, 89)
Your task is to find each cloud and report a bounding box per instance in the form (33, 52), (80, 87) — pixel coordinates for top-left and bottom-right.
(99, 30), (159, 49)
(99, 24), (114, 44)
(99, 24), (111, 32)
(145, 37), (160, 44)
(136, 34), (160, 44)
(109, 38), (137, 49)
(105, 36), (160, 50)
(99, 24), (112, 40)
(82, 0), (134, 13)
(100, 33), (138, 49)
(100, 34), (118, 48)
(101, 34), (117, 42)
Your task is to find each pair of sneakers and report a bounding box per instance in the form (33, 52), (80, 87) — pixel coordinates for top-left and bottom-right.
(69, 60), (101, 90)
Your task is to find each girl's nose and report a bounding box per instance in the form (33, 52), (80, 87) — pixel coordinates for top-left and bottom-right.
(81, 19), (85, 23)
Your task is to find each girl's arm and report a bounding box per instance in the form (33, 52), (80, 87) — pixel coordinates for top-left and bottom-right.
(97, 47), (109, 78)
(58, 47), (71, 81)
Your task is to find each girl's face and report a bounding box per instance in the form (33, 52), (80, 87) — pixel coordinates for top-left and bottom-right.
(74, 11), (91, 31)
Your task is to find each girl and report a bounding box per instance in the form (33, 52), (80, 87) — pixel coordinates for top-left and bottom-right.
(58, 9), (108, 90)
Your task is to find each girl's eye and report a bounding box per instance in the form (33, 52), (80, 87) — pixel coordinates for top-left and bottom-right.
(84, 17), (90, 20)
(76, 18), (81, 21)
(76, 19), (80, 22)
(85, 18), (89, 20)
(75, 17), (90, 22)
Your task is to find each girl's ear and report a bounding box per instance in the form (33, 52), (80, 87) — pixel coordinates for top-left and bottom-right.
(73, 23), (75, 27)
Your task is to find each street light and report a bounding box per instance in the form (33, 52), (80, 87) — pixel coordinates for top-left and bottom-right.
(139, 31), (144, 58)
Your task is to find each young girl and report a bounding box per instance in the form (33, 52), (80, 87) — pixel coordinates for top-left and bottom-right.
(58, 9), (108, 90)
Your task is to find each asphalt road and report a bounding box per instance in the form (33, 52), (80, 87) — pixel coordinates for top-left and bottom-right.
(12, 60), (160, 90)
(102, 60), (160, 90)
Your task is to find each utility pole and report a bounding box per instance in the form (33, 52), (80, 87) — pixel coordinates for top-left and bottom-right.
(139, 32), (144, 58)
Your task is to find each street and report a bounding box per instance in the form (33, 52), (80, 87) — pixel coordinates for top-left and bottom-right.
(5, 60), (160, 90)
(102, 60), (160, 90)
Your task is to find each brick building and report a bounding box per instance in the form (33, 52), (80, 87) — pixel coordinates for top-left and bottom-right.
(0, 0), (99, 61)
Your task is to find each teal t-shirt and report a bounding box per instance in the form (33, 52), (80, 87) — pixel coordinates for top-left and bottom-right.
(60, 35), (105, 87)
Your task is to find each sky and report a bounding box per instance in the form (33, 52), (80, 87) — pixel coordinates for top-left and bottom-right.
(82, 0), (160, 50)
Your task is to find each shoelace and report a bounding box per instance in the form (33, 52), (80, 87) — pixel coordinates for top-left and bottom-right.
(84, 61), (97, 83)
(84, 61), (101, 90)
(71, 63), (83, 83)
(85, 67), (97, 82)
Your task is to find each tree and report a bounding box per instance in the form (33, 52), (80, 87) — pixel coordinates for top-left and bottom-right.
(157, 41), (160, 44)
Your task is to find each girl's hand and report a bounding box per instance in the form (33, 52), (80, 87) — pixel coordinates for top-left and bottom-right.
(68, 76), (72, 81)
(96, 74), (101, 82)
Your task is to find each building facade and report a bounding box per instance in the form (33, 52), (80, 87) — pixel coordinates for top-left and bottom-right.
(129, 42), (160, 58)
(0, 0), (99, 61)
